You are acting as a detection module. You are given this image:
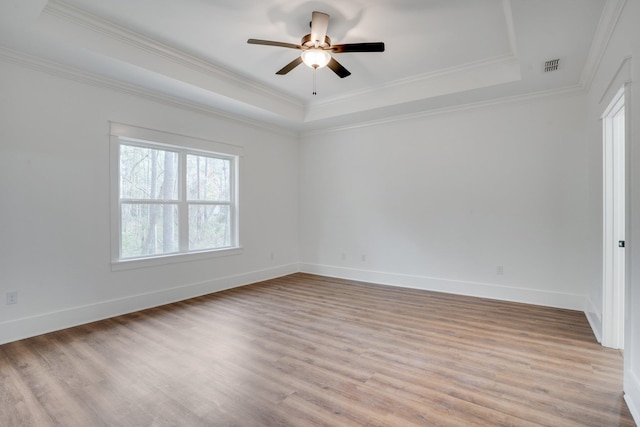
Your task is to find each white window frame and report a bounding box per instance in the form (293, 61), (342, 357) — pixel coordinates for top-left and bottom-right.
(110, 122), (243, 271)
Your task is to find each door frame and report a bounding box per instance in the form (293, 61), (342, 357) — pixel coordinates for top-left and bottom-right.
(602, 86), (626, 350)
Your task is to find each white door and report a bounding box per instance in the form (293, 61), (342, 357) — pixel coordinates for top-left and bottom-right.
(602, 87), (625, 350)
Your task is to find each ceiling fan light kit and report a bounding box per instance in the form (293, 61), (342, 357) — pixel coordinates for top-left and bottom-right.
(247, 11), (385, 94)
(301, 49), (331, 69)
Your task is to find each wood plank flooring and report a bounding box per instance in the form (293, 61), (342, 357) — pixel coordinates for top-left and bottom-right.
(0, 273), (635, 426)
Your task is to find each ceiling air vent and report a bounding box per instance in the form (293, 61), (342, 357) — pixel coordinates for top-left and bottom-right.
(544, 58), (560, 72)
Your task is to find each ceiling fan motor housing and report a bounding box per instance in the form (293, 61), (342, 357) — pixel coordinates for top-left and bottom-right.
(301, 34), (331, 49)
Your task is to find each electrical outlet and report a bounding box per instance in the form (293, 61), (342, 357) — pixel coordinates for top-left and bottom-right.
(6, 291), (18, 305)
(496, 265), (504, 275)
(341, 253), (347, 261)
(361, 254), (367, 262)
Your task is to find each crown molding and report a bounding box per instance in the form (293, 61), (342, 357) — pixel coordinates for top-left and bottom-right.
(302, 84), (585, 138)
(0, 47), (298, 138)
(41, 1), (267, 95)
(580, 0), (627, 91)
(306, 54), (521, 122)
(0, 44), (588, 141)
(312, 53), (519, 110)
(41, 0), (305, 121)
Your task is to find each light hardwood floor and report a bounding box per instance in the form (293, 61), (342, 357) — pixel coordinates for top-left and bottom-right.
(0, 273), (635, 426)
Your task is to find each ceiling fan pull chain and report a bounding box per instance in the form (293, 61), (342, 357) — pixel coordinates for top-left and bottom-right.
(313, 67), (317, 95)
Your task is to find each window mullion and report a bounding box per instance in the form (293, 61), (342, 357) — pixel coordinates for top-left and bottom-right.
(179, 152), (189, 252)
(120, 199), (177, 204)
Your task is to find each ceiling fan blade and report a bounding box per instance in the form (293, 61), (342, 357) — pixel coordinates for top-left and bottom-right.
(276, 57), (304, 75)
(331, 42), (385, 53)
(310, 11), (330, 46)
(327, 57), (351, 78)
(247, 39), (301, 50)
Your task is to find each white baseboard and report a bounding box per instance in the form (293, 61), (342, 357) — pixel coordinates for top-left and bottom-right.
(0, 263), (299, 345)
(300, 263), (586, 310)
(625, 370), (640, 426)
(0, 263), (590, 345)
(584, 295), (603, 343)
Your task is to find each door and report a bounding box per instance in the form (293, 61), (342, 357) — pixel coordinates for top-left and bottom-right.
(602, 87), (625, 350)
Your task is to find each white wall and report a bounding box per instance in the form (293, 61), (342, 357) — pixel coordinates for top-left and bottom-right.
(299, 93), (591, 310)
(1, 6), (637, 421)
(584, 0), (640, 421)
(0, 59), (300, 344)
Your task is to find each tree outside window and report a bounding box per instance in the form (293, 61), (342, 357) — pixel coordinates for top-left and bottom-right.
(118, 140), (236, 260)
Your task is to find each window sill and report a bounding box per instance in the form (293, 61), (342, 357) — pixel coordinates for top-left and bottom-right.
(111, 247), (243, 271)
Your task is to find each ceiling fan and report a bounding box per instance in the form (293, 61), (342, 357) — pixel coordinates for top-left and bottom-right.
(247, 11), (385, 81)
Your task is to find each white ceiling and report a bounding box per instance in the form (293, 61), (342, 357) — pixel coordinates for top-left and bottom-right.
(0, 0), (613, 132)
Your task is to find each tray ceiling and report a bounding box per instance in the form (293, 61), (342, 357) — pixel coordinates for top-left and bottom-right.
(0, 0), (613, 131)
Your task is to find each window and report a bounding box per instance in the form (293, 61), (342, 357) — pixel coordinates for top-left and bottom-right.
(110, 123), (241, 268)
